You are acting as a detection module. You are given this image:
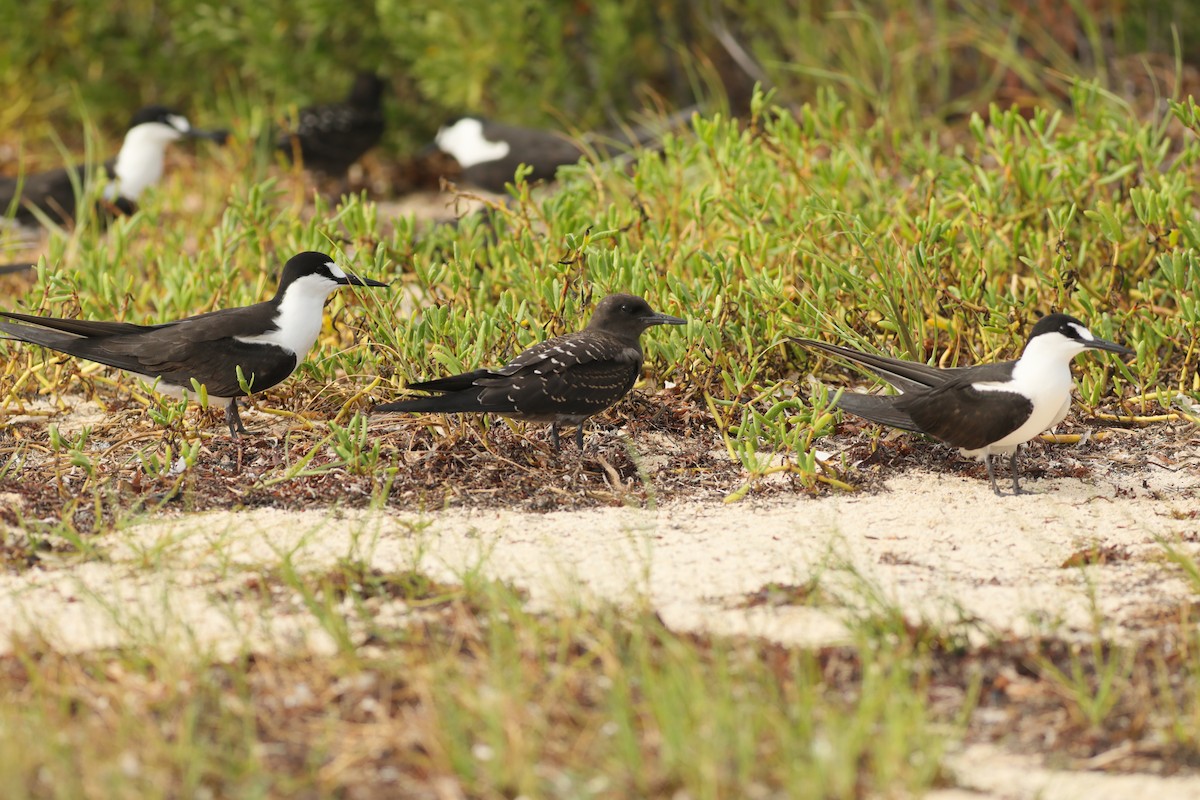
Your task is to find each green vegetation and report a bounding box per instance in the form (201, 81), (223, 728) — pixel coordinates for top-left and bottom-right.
(4, 79), (1192, 500)
(0, 566), (953, 799)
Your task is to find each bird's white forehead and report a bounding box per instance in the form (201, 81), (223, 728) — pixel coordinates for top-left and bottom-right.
(326, 262), (347, 280)
(166, 114), (190, 133)
(1068, 322), (1094, 341)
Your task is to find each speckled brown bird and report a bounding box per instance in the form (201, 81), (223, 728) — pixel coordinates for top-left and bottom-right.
(278, 72), (386, 178)
(373, 294), (686, 449)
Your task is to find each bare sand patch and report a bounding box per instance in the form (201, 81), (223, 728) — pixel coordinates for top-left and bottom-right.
(3, 464), (1198, 798)
(3, 466), (1196, 655)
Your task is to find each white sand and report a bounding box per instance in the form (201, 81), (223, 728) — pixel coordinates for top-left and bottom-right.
(2, 463), (1198, 798)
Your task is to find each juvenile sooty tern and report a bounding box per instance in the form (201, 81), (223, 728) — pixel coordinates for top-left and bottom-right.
(373, 294), (686, 450)
(0, 252), (388, 436)
(0, 106), (225, 227)
(279, 72), (386, 179)
(796, 313), (1134, 495)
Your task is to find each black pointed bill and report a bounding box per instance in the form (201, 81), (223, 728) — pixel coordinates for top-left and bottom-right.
(1085, 336), (1135, 357)
(339, 272), (390, 288)
(189, 128), (230, 145)
(647, 312), (687, 327)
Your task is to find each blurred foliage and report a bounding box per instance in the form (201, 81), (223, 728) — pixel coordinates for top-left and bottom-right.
(2, 0), (1198, 155)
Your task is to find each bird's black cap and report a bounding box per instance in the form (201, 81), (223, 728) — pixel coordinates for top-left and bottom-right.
(585, 293), (687, 338)
(275, 251), (390, 295)
(1027, 313), (1134, 356)
(126, 105), (227, 142)
(347, 72), (386, 108)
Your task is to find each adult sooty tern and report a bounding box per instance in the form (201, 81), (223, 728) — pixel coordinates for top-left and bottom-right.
(0, 106), (225, 227)
(430, 116), (587, 192)
(0, 252), (388, 437)
(429, 109), (697, 193)
(796, 313), (1134, 495)
(373, 293), (686, 450)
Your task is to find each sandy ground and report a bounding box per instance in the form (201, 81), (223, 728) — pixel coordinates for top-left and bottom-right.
(2, 458), (1200, 798)
(5, 469), (1198, 654)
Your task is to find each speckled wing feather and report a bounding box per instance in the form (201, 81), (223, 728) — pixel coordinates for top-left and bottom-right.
(377, 329), (643, 420)
(278, 75), (385, 177)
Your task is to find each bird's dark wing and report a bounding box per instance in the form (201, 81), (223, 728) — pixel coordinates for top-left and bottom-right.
(896, 367), (1031, 451)
(1, 301), (278, 342)
(474, 331), (641, 417)
(127, 337), (296, 397)
(0, 165), (87, 225)
(458, 122), (585, 190)
(0, 302), (295, 397)
(376, 330), (642, 418)
(279, 104), (384, 175)
(833, 392), (923, 432)
(405, 369), (496, 394)
(801, 338), (1030, 450)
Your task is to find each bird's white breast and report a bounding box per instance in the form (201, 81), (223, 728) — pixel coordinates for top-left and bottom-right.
(107, 122), (180, 201)
(972, 350), (1076, 453)
(234, 274), (332, 357)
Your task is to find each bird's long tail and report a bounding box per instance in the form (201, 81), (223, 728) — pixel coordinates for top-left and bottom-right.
(832, 392), (923, 433)
(0, 319), (147, 375)
(0, 320), (83, 352)
(795, 338), (951, 392)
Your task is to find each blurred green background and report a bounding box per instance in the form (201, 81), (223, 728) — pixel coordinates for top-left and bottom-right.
(3, 0), (1197, 156)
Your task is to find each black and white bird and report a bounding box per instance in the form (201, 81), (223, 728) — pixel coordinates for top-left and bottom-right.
(430, 115), (586, 192)
(0, 106), (225, 228)
(796, 313), (1134, 495)
(373, 293), (686, 450)
(278, 72), (386, 179)
(429, 108), (697, 193)
(0, 252), (388, 436)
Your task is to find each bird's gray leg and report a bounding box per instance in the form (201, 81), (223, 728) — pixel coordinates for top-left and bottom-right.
(985, 455), (1003, 496)
(1010, 451), (1023, 495)
(225, 399), (248, 439)
(550, 423), (561, 452)
(574, 425), (584, 450)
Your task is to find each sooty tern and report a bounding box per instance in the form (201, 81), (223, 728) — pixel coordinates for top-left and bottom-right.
(431, 116), (587, 192)
(0, 252), (388, 437)
(373, 293), (686, 450)
(429, 109), (698, 193)
(0, 106), (225, 228)
(279, 72), (386, 179)
(796, 313), (1134, 495)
